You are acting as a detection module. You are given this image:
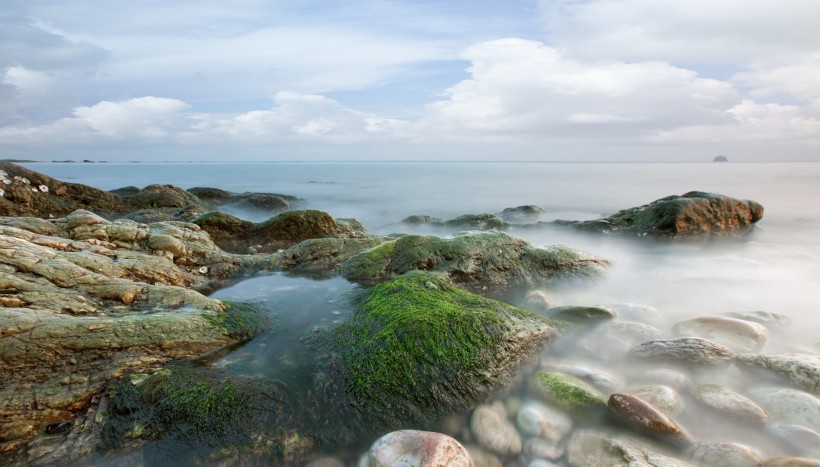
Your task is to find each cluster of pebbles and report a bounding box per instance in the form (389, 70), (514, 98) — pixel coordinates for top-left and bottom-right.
(309, 300), (820, 466)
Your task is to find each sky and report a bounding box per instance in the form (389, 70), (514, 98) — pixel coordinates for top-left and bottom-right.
(1, 0), (819, 161)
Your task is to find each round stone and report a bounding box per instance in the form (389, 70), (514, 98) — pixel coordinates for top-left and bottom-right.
(515, 400), (572, 442)
(471, 403), (522, 456)
(673, 316), (768, 353)
(693, 384), (769, 425)
(628, 385), (683, 417)
(686, 441), (763, 467)
(368, 430), (472, 467)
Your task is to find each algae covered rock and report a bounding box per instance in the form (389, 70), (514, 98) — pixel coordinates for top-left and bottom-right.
(555, 191), (764, 240)
(529, 371), (607, 414)
(339, 230), (609, 291)
(319, 271), (564, 428)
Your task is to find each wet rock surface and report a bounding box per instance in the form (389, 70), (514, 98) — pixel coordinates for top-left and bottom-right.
(339, 230), (610, 291)
(607, 393), (692, 446)
(673, 316), (768, 353)
(368, 430), (473, 467)
(735, 353), (820, 394)
(554, 191), (764, 239)
(566, 430), (695, 467)
(686, 441), (763, 467)
(471, 403), (522, 456)
(692, 384), (769, 425)
(629, 337), (736, 366)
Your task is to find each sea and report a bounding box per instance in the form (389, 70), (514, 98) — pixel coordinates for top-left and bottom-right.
(22, 161), (820, 464)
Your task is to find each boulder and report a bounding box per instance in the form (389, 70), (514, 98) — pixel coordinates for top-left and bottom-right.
(607, 393), (692, 446)
(746, 387), (820, 432)
(0, 162), (122, 218)
(555, 191), (764, 239)
(368, 430), (473, 467)
(629, 337), (736, 366)
(500, 205), (544, 222)
(735, 353), (820, 395)
(194, 209), (369, 254)
(673, 316), (768, 353)
(339, 230), (609, 292)
(317, 271), (563, 429)
(686, 441), (762, 467)
(471, 403), (522, 456)
(529, 371), (607, 414)
(692, 384), (769, 425)
(567, 430), (695, 467)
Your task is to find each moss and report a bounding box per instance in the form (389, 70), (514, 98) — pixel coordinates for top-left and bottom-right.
(322, 271), (558, 425)
(529, 370), (607, 413)
(102, 365), (298, 459)
(207, 301), (272, 341)
(338, 239), (396, 280)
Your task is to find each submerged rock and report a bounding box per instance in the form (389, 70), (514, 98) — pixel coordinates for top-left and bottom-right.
(735, 353), (820, 395)
(608, 393), (692, 446)
(445, 213), (508, 230)
(554, 191), (764, 240)
(628, 385), (684, 417)
(339, 230), (609, 291)
(692, 384), (769, 425)
(500, 205), (544, 222)
(726, 311), (792, 332)
(187, 186), (302, 211)
(515, 400), (573, 442)
(545, 305), (616, 324)
(766, 424), (820, 457)
(629, 337), (736, 366)
(529, 371), (607, 414)
(686, 441), (762, 467)
(762, 458), (820, 467)
(318, 271), (564, 429)
(567, 430), (695, 467)
(471, 403), (522, 456)
(368, 430), (473, 467)
(673, 316), (768, 353)
(746, 387), (820, 432)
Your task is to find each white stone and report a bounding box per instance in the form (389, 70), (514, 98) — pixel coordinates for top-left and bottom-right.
(747, 387), (820, 432)
(515, 400), (572, 442)
(368, 430), (473, 467)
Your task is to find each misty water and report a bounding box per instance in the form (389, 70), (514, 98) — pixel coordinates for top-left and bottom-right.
(28, 161), (820, 464)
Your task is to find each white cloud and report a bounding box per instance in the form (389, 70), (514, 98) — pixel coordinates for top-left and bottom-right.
(416, 39), (739, 142)
(538, 0), (820, 65)
(0, 97), (191, 144)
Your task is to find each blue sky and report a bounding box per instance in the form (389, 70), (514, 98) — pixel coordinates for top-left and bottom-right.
(2, 0), (819, 161)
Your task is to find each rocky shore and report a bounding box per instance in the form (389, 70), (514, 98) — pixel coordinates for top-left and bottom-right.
(3, 162), (811, 467)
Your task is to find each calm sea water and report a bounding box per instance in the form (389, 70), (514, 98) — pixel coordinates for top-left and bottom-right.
(24, 161), (820, 463)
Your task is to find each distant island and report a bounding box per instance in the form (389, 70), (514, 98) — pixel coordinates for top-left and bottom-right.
(713, 155), (729, 162)
(1, 159), (37, 163)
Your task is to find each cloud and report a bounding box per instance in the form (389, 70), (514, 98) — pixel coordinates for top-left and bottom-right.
(0, 97), (191, 145)
(416, 39), (739, 143)
(538, 0), (820, 65)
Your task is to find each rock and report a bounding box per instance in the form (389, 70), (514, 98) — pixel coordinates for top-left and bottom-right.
(726, 311), (792, 332)
(692, 384), (769, 425)
(194, 209), (369, 254)
(515, 400), (572, 442)
(471, 403), (522, 456)
(464, 444), (501, 467)
(339, 231), (609, 292)
(0, 162), (123, 218)
(766, 424), (820, 457)
(762, 457), (820, 467)
(400, 214), (444, 225)
(318, 271), (561, 429)
(673, 316), (768, 353)
(544, 365), (624, 394)
(124, 184), (203, 210)
(629, 337), (735, 366)
(546, 305), (615, 324)
(500, 205), (544, 222)
(686, 441), (762, 467)
(521, 437), (564, 462)
(555, 191), (764, 239)
(524, 290), (553, 310)
(608, 302), (660, 321)
(305, 457), (346, 467)
(628, 385), (683, 417)
(632, 369), (691, 390)
(714, 155), (729, 162)
(746, 387), (820, 432)
(579, 321), (664, 356)
(567, 430), (696, 467)
(735, 353), (820, 395)
(233, 193), (290, 212)
(608, 393), (692, 446)
(368, 430), (473, 467)
(529, 371), (607, 414)
(444, 213), (508, 230)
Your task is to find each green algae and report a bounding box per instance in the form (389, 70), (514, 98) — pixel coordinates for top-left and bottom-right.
(321, 271), (563, 426)
(207, 301), (273, 341)
(529, 370), (607, 414)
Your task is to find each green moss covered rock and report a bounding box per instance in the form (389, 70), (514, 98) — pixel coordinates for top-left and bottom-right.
(339, 231), (608, 291)
(320, 271), (565, 427)
(529, 370), (607, 414)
